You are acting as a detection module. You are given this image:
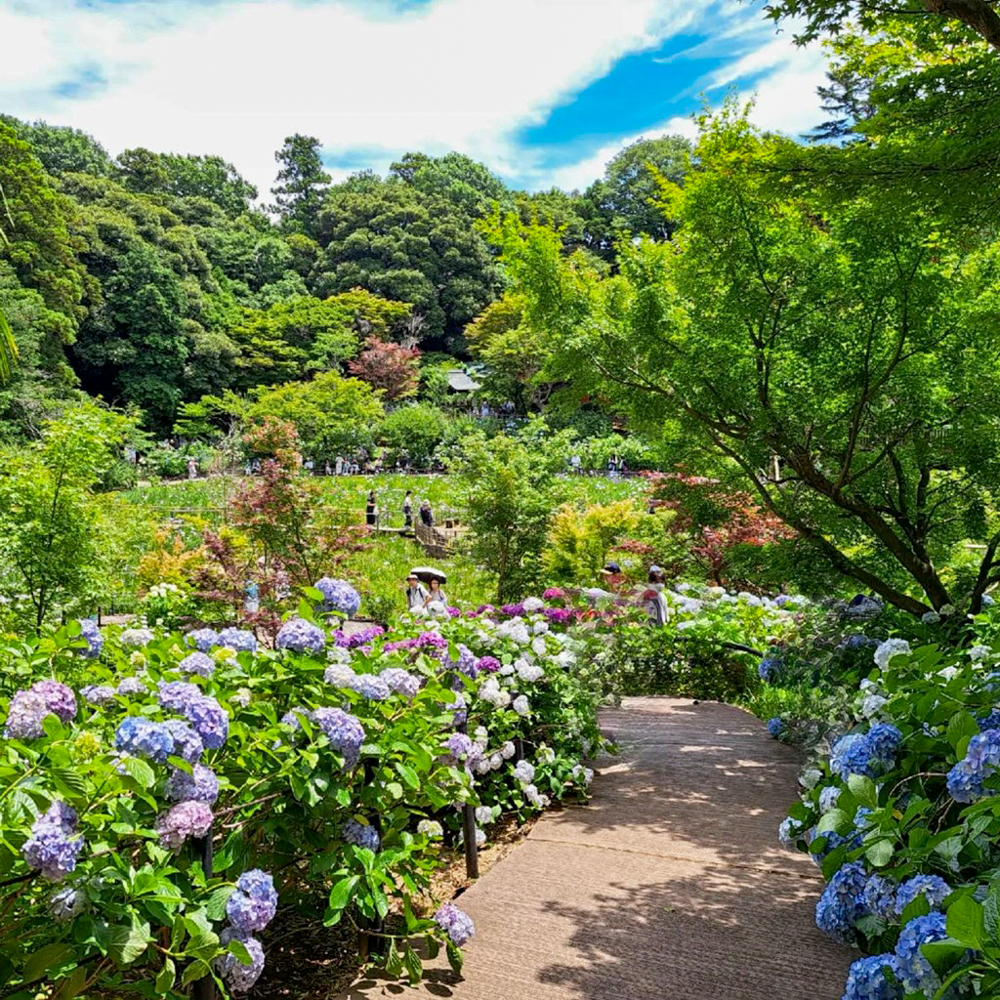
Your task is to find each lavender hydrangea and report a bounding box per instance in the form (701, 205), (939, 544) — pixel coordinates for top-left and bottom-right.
(80, 684), (116, 707)
(114, 716), (175, 763)
(310, 707), (364, 767)
(894, 875), (951, 916)
(162, 719), (205, 763)
(183, 694), (229, 749)
(179, 651), (215, 677)
(116, 675), (146, 697)
(275, 617), (326, 654)
(314, 577), (361, 618)
(76, 619), (103, 658)
(894, 913), (947, 996)
(185, 628), (219, 652)
(158, 680), (203, 712)
(119, 627), (154, 648)
(28, 680), (77, 723)
(4, 689), (50, 739)
(349, 673), (390, 701)
(434, 903), (475, 946)
(217, 627), (257, 653)
(816, 861), (868, 943)
(447, 644), (478, 678)
(23, 802), (84, 881)
(166, 763), (219, 804)
(842, 954), (903, 1000)
(379, 667), (420, 698)
(443, 732), (474, 766)
(156, 800), (213, 850)
(343, 818), (380, 852)
(226, 869), (278, 934)
(216, 929), (265, 992)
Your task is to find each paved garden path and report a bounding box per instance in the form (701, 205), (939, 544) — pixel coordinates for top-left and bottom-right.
(342, 697), (854, 1000)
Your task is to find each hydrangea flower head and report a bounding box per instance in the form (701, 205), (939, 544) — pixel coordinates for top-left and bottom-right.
(894, 875), (951, 916)
(156, 800), (213, 850)
(166, 763), (219, 804)
(861, 874), (898, 922)
(894, 912), (947, 996)
(842, 953), (903, 1000)
(116, 675), (146, 697)
(120, 628), (154, 648)
(815, 861), (868, 943)
(5, 688), (52, 739)
(314, 577), (361, 618)
(379, 667), (420, 698)
(216, 929), (265, 992)
(758, 657), (782, 683)
(23, 802), (84, 881)
(434, 903), (475, 946)
(476, 656), (501, 674)
(185, 628), (219, 652)
(179, 651), (215, 677)
(947, 728), (1000, 803)
(31, 680), (77, 723)
(349, 673), (390, 701)
(874, 638), (911, 670)
(114, 716), (175, 763)
(276, 617), (326, 654)
(343, 818), (380, 852)
(512, 695), (530, 717)
(310, 707), (364, 767)
(158, 680), (202, 713)
(417, 819), (443, 838)
(217, 628), (257, 654)
(162, 719), (205, 763)
(49, 886), (87, 921)
(766, 717), (785, 738)
(183, 694), (229, 749)
(80, 684), (115, 707)
(76, 619), (103, 658)
(226, 869), (278, 934)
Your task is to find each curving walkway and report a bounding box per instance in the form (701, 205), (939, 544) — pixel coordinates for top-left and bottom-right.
(342, 697), (853, 1000)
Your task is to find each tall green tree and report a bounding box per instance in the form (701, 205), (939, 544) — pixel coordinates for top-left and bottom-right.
(271, 134), (331, 236)
(488, 109), (1000, 616)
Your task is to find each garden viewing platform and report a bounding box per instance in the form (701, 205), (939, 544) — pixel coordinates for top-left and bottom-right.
(342, 698), (852, 1000)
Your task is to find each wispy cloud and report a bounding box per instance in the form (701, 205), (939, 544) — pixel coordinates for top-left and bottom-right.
(0, 0), (828, 196)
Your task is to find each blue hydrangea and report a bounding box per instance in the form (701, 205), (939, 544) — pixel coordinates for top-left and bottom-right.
(217, 627), (257, 653)
(226, 869), (278, 935)
(275, 617), (326, 654)
(166, 763), (219, 804)
(894, 912), (947, 996)
(766, 717), (785, 738)
(816, 861), (868, 943)
(831, 725), (902, 781)
(894, 875), (951, 916)
(844, 595), (884, 620)
(844, 634), (878, 651)
(977, 709), (1000, 732)
(343, 818), (380, 852)
(349, 673), (390, 701)
(758, 657), (783, 683)
(819, 786), (841, 813)
(114, 716), (175, 763)
(185, 628), (219, 652)
(183, 694), (228, 749)
(77, 619), (103, 658)
(842, 953), (903, 1000)
(861, 874), (898, 922)
(310, 707), (364, 767)
(947, 728), (1000, 803)
(314, 577), (361, 618)
(379, 667), (420, 698)
(179, 651), (215, 677)
(434, 903), (475, 946)
(158, 681), (203, 713)
(23, 802), (84, 882)
(162, 719), (205, 763)
(867, 723), (903, 758)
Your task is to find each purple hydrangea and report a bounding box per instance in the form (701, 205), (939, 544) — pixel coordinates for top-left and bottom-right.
(442, 732), (474, 766)
(114, 716), (175, 763)
(434, 903), (475, 946)
(314, 577), (361, 618)
(4, 689), (51, 739)
(32, 681), (77, 723)
(334, 625), (385, 649)
(343, 818), (380, 852)
(310, 707), (364, 767)
(185, 628), (219, 652)
(179, 651), (215, 677)
(226, 869), (278, 934)
(166, 763), (219, 804)
(379, 667), (421, 698)
(156, 800), (213, 850)
(80, 684), (116, 707)
(183, 694), (229, 750)
(216, 929), (265, 992)
(894, 875), (951, 916)
(894, 913), (947, 996)
(23, 802), (84, 881)
(275, 617), (326, 654)
(476, 656), (502, 674)
(158, 681), (203, 713)
(446, 644), (478, 679)
(217, 628), (257, 654)
(162, 719), (205, 763)
(76, 619), (103, 659)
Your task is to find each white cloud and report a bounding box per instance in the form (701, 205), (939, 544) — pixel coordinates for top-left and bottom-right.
(0, 0), (828, 197)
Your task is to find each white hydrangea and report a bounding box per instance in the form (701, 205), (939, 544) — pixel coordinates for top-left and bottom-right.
(532, 620), (549, 635)
(499, 662), (515, 676)
(475, 805), (495, 825)
(326, 645), (352, 664)
(500, 741), (516, 760)
(516, 659), (544, 683)
(522, 597), (544, 613)
(555, 650), (576, 669)
(874, 638), (911, 670)
(798, 767), (822, 790)
(970, 645), (992, 663)
(860, 692), (889, 718)
(512, 695), (530, 717)
(938, 666), (959, 682)
(523, 784), (550, 808)
(570, 763), (594, 785)
(514, 760), (535, 785)
(489, 752), (503, 770)
(778, 817), (804, 848)
(417, 820), (443, 838)
(537, 745), (555, 765)
(474, 758), (492, 775)
(531, 637), (548, 656)
(324, 663), (357, 687)
(479, 678), (511, 708)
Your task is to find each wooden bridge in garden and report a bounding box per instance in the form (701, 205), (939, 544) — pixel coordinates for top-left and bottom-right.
(338, 699), (853, 1000)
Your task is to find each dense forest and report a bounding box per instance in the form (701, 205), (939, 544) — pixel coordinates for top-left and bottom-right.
(0, 114), (690, 438)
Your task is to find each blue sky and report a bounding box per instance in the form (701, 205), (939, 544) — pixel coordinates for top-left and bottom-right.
(0, 0), (827, 197)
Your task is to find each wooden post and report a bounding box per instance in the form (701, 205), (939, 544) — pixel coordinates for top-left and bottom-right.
(192, 834), (215, 1000)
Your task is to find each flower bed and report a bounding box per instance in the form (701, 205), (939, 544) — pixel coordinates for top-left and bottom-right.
(0, 583), (601, 996)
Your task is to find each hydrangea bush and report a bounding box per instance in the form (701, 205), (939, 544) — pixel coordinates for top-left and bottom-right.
(778, 630), (1000, 999)
(0, 596), (603, 996)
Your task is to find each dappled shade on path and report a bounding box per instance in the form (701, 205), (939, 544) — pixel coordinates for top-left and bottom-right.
(338, 698), (853, 1000)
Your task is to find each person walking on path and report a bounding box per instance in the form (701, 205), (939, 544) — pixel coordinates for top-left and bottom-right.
(403, 490), (414, 528)
(365, 490), (377, 527)
(642, 565), (669, 626)
(419, 500), (434, 527)
(404, 573), (428, 610)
